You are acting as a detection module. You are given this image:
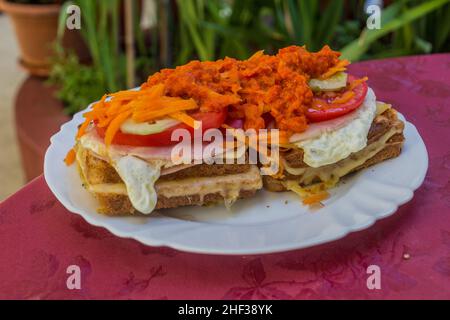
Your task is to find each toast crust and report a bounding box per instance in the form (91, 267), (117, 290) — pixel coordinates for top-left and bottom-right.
(96, 189), (258, 216)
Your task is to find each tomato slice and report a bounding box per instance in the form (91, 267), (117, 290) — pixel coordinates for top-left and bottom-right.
(306, 75), (368, 122)
(96, 110), (227, 147)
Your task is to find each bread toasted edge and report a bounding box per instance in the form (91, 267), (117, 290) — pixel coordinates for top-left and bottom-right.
(95, 189), (258, 216)
(263, 134), (404, 192)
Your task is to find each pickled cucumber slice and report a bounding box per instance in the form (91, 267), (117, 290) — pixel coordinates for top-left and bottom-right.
(309, 72), (348, 92)
(120, 118), (180, 135)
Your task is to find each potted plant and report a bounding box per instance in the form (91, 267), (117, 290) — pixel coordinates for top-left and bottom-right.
(0, 0), (64, 76)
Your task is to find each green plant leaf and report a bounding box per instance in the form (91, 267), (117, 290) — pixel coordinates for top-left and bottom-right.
(298, 0), (313, 47)
(316, 0), (344, 49)
(56, 1), (74, 41)
(434, 4), (450, 50)
(341, 0), (450, 61)
(286, 0), (302, 44)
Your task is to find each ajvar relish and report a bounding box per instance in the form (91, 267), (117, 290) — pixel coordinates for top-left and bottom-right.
(143, 45), (342, 135)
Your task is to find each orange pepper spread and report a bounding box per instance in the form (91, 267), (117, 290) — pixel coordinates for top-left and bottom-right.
(75, 45), (344, 149)
(144, 45), (341, 134)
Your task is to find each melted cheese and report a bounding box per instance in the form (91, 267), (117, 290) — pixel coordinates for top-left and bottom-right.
(376, 101), (392, 115)
(295, 88), (377, 168)
(156, 166), (262, 208)
(89, 183), (127, 194)
(85, 166), (262, 210)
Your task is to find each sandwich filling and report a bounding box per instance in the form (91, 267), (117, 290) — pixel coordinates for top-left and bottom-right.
(76, 128), (260, 214)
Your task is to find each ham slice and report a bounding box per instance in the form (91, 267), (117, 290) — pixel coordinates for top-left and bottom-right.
(80, 127), (237, 163)
(289, 108), (361, 143)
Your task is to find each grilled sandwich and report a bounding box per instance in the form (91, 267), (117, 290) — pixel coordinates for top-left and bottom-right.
(64, 45), (404, 215)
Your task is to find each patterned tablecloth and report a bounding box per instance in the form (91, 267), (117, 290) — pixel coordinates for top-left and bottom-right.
(1, 54), (450, 300)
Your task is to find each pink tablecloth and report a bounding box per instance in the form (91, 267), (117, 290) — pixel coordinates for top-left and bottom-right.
(1, 54), (450, 300)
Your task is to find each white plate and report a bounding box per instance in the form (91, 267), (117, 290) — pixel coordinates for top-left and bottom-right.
(44, 110), (428, 255)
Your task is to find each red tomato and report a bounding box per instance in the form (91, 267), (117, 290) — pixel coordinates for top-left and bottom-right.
(306, 75), (368, 122)
(96, 110), (227, 147)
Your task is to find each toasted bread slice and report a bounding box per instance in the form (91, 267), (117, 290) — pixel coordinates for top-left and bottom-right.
(75, 145), (262, 216)
(94, 189), (258, 216)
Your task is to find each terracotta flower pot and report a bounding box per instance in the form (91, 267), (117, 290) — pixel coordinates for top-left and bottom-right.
(0, 0), (61, 76)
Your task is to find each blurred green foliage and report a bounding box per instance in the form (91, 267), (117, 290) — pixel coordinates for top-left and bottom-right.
(50, 0), (450, 114)
(49, 47), (105, 115)
(341, 0), (450, 60)
(49, 0), (153, 114)
(174, 0), (450, 64)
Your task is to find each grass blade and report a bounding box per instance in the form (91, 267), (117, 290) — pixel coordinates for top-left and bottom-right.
(298, 0), (313, 47)
(286, 0), (302, 44)
(317, 0), (344, 49)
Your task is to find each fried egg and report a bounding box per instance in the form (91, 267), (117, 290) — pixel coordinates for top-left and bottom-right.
(112, 155), (163, 214)
(295, 88), (377, 168)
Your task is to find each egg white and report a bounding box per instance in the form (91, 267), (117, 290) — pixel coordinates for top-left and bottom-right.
(112, 155), (163, 214)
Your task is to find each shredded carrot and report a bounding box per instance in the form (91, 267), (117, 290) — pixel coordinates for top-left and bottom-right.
(146, 83), (165, 99)
(169, 112), (197, 129)
(76, 119), (91, 139)
(104, 110), (133, 146)
(249, 50), (264, 60)
(258, 130), (289, 145)
(349, 76), (369, 90)
(132, 98), (198, 122)
(105, 100), (125, 117)
(222, 124), (288, 145)
(97, 115), (114, 128)
(75, 88), (198, 145)
(332, 91), (355, 104)
(277, 131), (289, 145)
(64, 148), (76, 166)
(302, 192), (329, 205)
(319, 59), (350, 79)
(104, 90), (141, 101)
